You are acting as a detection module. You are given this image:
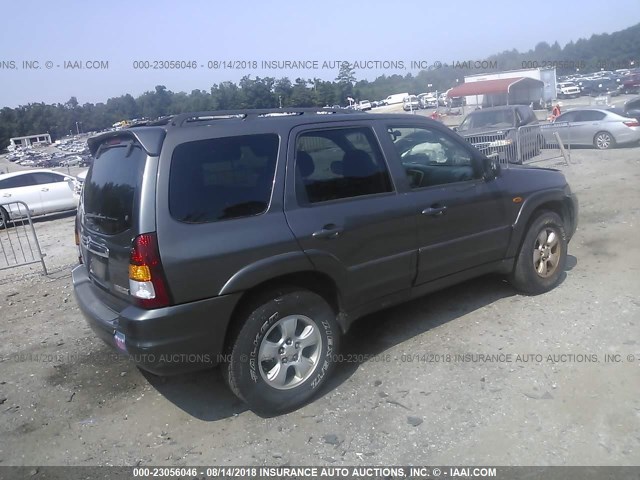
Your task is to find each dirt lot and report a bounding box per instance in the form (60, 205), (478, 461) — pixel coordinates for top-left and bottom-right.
(0, 148), (639, 467)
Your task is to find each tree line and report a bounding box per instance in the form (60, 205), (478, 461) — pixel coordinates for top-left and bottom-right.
(1, 22), (638, 149)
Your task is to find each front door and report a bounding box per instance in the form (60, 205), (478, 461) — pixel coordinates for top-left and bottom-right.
(381, 123), (512, 285)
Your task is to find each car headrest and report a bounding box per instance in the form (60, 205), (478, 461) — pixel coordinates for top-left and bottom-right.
(342, 149), (376, 178)
(296, 151), (314, 177)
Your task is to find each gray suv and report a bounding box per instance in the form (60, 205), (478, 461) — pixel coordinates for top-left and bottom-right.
(73, 108), (578, 414)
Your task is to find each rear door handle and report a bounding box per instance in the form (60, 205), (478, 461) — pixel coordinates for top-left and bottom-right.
(2, 193), (10, 197)
(41, 188), (49, 192)
(422, 205), (447, 217)
(312, 224), (343, 239)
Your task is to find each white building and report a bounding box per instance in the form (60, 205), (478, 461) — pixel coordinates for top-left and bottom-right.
(9, 133), (52, 149)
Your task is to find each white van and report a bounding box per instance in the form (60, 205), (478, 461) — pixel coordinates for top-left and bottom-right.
(384, 93), (409, 105)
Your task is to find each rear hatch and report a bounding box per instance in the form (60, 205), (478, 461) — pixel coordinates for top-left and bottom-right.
(79, 135), (151, 309)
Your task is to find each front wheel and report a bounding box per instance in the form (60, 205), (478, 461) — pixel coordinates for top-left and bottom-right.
(594, 131), (615, 150)
(0, 207), (9, 230)
(509, 211), (568, 295)
(223, 287), (340, 414)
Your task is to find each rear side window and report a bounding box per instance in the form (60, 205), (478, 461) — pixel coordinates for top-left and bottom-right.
(83, 143), (146, 235)
(169, 134), (279, 223)
(32, 172), (65, 184)
(295, 127), (392, 204)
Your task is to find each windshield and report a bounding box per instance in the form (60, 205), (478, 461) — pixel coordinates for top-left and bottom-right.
(458, 109), (515, 131)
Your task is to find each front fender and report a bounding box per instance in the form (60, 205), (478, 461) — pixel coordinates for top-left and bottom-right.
(507, 188), (575, 258)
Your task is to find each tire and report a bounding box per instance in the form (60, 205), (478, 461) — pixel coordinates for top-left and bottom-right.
(594, 131), (615, 150)
(223, 287), (341, 415)
(0, 206), (8, 230)
(509, 211), (568, 295)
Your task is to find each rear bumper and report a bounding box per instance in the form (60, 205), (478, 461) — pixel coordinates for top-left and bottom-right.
(72, 265), (241, 375)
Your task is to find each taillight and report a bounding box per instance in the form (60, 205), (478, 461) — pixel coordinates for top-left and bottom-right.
(623, 120), (640, 127)
(75, 216), (82, 264)
(129, 233), (171, 309)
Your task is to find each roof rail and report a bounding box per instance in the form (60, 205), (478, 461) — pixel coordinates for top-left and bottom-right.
(170, 107), (360, 126)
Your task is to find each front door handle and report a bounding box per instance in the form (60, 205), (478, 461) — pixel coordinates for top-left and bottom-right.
(422, 205), (447, 217)
(2, 193), (10, 197)
(312, 224), (343, 239)
(41, 188), (49, 192)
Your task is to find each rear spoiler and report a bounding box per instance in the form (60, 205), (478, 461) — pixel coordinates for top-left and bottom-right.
(87, 127), (166, 157)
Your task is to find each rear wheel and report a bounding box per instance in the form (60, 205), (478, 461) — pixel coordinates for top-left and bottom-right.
(223, 287), (340, 414)
(510, 211), (568, 295)
(0, 207), (9, 230)
(594, 131), (615, 150)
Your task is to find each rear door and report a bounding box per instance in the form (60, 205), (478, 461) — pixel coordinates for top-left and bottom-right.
(80, 138), (148, 305)
(284, 122), (417, 310)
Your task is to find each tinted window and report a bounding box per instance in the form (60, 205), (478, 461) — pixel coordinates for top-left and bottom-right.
(459, 109), (515, 130)
(575, 111), (606, 122)
(556, 112), (578, 123)
(169, 134), (279, 223)
(0, 173), (36, 189)
(32, 172), (65, 184)
(389, 127), (476, 188)
(295, 127), (392, 204)
(83, 143), (146, 235)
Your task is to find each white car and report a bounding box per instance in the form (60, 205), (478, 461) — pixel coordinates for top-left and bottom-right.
(557, 82), (581, 99)
(0, 169), (79, 227)
(358, 100), (372, 111)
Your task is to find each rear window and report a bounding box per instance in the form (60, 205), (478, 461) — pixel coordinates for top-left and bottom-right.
(83, 143), (146, 235)
(459, 109), (515, 131)
(169, 134), (279, 223)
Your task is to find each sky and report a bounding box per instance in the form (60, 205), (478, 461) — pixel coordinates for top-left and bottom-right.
(1, 0), (639, 108)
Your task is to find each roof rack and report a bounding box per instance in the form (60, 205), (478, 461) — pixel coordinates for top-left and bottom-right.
(170, 107), (360, 127)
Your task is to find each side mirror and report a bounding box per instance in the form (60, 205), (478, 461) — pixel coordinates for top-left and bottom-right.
(452, 126), (458, 132)
(482, 156), (500, 181)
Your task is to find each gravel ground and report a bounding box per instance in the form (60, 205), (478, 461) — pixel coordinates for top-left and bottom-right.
(0, 147), (639, 467)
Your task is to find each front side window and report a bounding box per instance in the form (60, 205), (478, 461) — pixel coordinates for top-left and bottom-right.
(295, 127), (392, 204)
(388, 126), (477, 189)
(0, 174), (36, 189)
(575, 111), (606, 122)
(169, 134), (279, 223)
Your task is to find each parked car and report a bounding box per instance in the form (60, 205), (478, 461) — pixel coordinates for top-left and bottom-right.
(384, 93), (409, 105)
(358, 100), (372, 111)
(456, 105), (542, 163)
(0, 169), (79, 228)
(544, 108), (640, 149)
(417, 93), (437, 109)
(620, 73), (640, 94)
(402, 95), (420, 111)
(73, 108), (578, 414)
(556, 82), (581, 99)
(623, 96), (640, 122)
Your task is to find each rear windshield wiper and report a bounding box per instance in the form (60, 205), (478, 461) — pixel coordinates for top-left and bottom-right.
(84, 213), (119, 222)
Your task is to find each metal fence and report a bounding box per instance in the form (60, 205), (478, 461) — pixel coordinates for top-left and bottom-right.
(461, 122), (571, 166)
(0, 201), (48, 275)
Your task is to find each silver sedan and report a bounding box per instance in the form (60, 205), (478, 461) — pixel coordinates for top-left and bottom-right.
(541, 108), (640, 149)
